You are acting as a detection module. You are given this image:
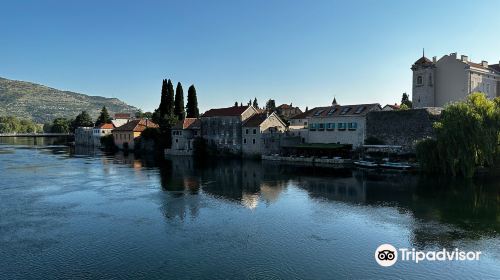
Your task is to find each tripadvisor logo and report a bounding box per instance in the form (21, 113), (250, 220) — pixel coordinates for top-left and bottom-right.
(375, 244), (482, 267)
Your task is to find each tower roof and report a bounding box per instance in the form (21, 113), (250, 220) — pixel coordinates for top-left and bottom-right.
(413, 56), (433, 65)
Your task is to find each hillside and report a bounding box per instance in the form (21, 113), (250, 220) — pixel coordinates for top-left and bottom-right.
(0, 77), (139, 123)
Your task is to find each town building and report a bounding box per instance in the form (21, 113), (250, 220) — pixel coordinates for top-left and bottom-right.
(112, 119), (158, 150)
(382, 104), (400, 111)
(92, 123), (114, 147)
(412, 52), (500, 108)
(201, 105), (258, 154)
(112, 113), (132, 128)
(241, 112), (287, 157)
(74, 127), (94, 146)
(288, 110), (311, 144)
(276, 103), (302, 120)
(167, 118), (202, 156)
(306, 103), (381, 148)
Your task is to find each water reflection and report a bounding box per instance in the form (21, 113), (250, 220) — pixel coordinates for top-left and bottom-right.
(154, 156), (499, 248)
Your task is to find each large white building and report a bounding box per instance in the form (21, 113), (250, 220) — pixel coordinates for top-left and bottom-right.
(412, 52), (500, 108)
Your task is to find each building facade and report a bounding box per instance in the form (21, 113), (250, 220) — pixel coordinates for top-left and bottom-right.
(112, 119), (158, 150)
(241, 112), (287, 157)
(74, 127), (94, 146)
(306, 103), (381, 148)
(276, 104), (302, 120)
(92, 123), (114, 147)
(412, 52), (500, 108)
(201, 105), (258, 154)
(167, 118), (202, 156)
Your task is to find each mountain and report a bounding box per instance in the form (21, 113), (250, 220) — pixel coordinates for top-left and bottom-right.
(0, 77), (139, 123)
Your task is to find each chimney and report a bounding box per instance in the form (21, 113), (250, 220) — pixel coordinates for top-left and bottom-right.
(433, 56), (437, 63)
(450, 52), (457, 59)
(461, 55), (468, 62)
(481, 61), (488, 67)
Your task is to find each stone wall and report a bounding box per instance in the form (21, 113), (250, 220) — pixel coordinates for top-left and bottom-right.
(365, 108), (442, 153)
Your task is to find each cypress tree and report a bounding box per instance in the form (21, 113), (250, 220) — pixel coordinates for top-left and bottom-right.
(165, 79), (175, 117)
(174, 82), (185, 120)
(95, 106), (112, 126)
(253, 97), (259, 109)
(158, 79), (168, 117)
(186, 85), (199, 118)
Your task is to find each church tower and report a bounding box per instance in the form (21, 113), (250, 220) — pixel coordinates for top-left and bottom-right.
(411, 52), (436, 108)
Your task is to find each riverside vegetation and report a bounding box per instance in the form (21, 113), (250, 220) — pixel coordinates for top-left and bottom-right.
(416, 93), (500, 177)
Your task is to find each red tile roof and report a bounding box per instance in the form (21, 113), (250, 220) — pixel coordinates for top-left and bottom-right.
(173, 118), (201, 130)
(112, 119), (158, 132)
(384, 104), (400, 110)
(202, 106), (251, 117)
(290, 110), (314, 120)
(97, 123), (115, 129)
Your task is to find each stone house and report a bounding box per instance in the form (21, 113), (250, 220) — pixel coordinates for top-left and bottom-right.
(112, 119), (158, 150)
(306, 103), (381, 148)
(276, 103), (302, 120)
(167, 118), (202, 156)
(112, 113), (132, 128)
(201, 105), (258, 154)
(241, 112), (287, 157)
(287, 110), (311, 143)
(412, 52), (500, 108)
(92, 123), (114, 147)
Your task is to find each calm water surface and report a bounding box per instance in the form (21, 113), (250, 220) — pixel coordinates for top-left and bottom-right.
(0, 137), (499, 279)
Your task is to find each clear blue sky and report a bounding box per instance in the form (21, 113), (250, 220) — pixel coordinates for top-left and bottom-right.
(1, 0), (500, 112)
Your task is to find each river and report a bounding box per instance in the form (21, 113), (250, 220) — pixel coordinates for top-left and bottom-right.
(0, 137), (499, 279)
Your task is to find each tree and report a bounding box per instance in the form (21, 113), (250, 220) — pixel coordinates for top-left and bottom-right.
(265, 99), (276, 112)
(166, 79), (175, 117)
(399, 104), (410, 110)
(234, 101), (239, 107)
(158, 79), (168, 117)
(51, 118), (71, 133)
(305, 106), (309, 112)
(248, 99), (251, 106)
(174, 82), (185, 120)
(186, 85), (199, 118)
(401, 93), (412, 108)
(95, 106), (112, 126)
(253, 97), (259, 109)
(72, 111), (93, 131)
(416, 92), (500, 177)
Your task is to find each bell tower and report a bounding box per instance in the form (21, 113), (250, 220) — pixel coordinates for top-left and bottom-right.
(411, 50), (436, 108)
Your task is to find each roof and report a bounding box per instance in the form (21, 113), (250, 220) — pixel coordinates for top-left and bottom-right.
(112, 119), (158, 132)
(97, 123), (115, 129)
(290, 110), (313, 120)
(413, 56), (433, 66)
(490, 64), (500, 73)
(307, 103), (381, 118)
(242, 113), (268, 127)
(114, 113), (131, 119)
(277, 104), (291, 109)
(173, 118), (201, 130)
(202, 106), (251, 117)
(383, 104), (400, 110)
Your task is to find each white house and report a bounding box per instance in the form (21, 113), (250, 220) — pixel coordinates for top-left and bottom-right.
(92, 123), (114, 147)
(412, 52), (500, 108)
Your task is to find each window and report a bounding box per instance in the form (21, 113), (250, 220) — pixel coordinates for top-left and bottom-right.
(340, 107), (351, 115)
(313, 109), (325, 116)
(326, 123), (335, 130)
(348, 122), (358, 130)
(175, 139), (178, 143)
(244, 138), (247, 144)
(417, 75), (423, 85)
(245, 129), (249, 134)
(252, 139), (256, 144)
(354, 106), (366, 114)
(338, 123), (346, 130)
(318, 123), (325, 131)
(429, 74), (433, 86)
(253, 129), (257, 134)
(309, 123), (317, 131)
(194, 131), (198, 136)
(327, 108), (337, 115)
